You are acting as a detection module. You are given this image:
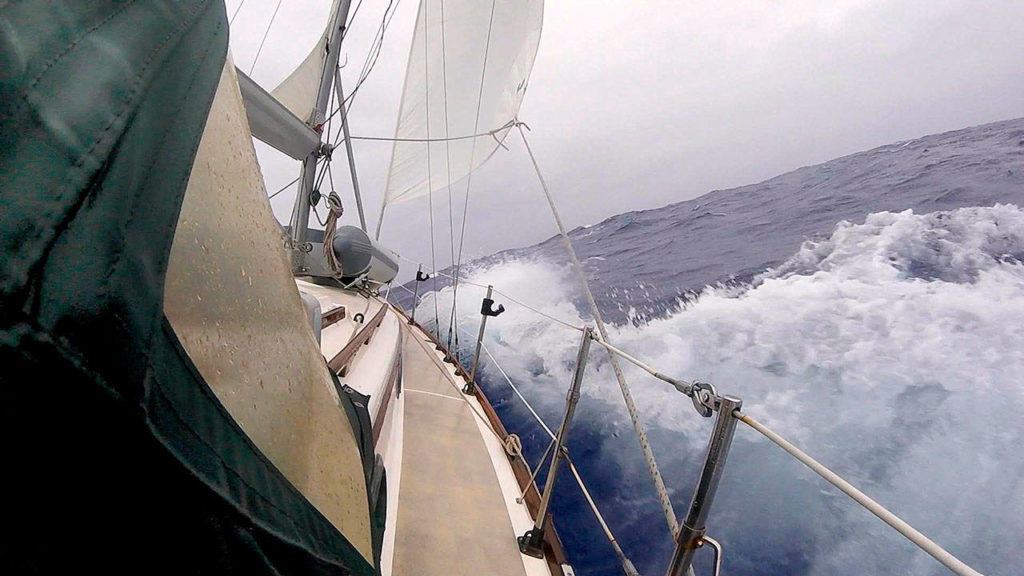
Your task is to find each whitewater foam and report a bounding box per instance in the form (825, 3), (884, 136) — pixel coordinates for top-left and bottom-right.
(415, 204), (1024, 575)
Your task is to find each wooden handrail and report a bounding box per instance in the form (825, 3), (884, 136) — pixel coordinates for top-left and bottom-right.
(371, 345), (401, 448)
(390, 305), (569, 570)
(322, 305), (347, 329)
(328, 303), (388, 376)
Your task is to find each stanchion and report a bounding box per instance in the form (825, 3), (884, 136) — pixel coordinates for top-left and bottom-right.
(464, 285), (504, 393)
(665, 395), (742, 576)
(518, 327), (592, 558)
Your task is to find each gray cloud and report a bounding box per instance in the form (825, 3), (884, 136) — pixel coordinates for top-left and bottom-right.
(226, 0), (1024, 276)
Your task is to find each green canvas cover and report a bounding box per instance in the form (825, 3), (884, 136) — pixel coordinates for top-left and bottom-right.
(0, 2), (376, 574)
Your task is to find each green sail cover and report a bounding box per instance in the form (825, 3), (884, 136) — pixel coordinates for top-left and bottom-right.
(0, 2), (374, 574)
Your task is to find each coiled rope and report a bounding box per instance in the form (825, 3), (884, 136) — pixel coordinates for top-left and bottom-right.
(322, 191), (345, 275)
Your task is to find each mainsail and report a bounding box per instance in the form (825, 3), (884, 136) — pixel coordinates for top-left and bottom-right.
(383, 0), (544, 205)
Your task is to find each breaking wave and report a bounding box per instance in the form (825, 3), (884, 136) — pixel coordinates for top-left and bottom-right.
(416, 204), (1024, 575)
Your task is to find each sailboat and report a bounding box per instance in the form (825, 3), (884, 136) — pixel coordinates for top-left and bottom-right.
(1, 1), (561, 574)
(0, 2), (988, 575)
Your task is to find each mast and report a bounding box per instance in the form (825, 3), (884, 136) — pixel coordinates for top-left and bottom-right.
(288, 0), (355, 273)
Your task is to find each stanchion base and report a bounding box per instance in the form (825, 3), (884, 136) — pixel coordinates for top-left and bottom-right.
(517, 528), (545, 559)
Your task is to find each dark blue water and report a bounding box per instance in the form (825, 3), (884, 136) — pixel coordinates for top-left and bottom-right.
(397, 117), (1024, 576)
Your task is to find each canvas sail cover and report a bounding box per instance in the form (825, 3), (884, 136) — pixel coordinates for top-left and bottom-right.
(271, 0), (341, 123)
(383, 0), (544, 205)
(0, 2), (378, 574)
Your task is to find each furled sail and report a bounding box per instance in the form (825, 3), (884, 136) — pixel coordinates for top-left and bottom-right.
(383, 0), (544, 205)
(271, 0), (341, 123)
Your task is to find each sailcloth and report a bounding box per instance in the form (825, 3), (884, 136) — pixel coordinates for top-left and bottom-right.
(383, 0), (544, 205)
(271, 0), (341, 123)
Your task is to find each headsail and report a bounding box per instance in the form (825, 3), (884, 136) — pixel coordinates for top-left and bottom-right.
(271, 0), (342, 124)
(383, 0), (544, 205)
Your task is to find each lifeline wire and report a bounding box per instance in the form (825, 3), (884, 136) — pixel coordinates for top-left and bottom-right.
(395, 258), (984, 576)
(518, 123), (680, 537)
(737, 412), (983, 576)
(464, 328), (636, 574)
(586, 305), (983, 574)
(590, 334), (694, 396)
(491, 286), (585, 333)
(393, 253), (584, 331)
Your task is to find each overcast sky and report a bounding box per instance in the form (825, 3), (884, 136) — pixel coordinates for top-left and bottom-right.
(225, 0), (1024, 275)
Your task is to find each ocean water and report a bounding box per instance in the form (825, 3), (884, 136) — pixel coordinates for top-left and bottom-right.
(400, 118), (1024, 575)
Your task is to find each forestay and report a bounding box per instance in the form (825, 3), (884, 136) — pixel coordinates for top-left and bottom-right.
(383, 0), (544, 205)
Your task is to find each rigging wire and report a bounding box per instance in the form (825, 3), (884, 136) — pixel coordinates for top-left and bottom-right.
(229, 0), (247, 25)
(439, 0), (460, 356)
(346, 121), (515, 142)
(248, 0), (283, 76)
(737, 412), (982, 576)
(342, 0), (365, 39)
(324, 0), (402, 127)
(394, 236), (983, 576)
(448, 0), (498, 365)
(421, 0), (440, 336)
(517, 123), (681, 537)
(269, 175), (301, 200)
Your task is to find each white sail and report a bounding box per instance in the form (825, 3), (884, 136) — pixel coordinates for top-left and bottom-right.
(271, 0), (341, 123)
(383, 0), (544, 205)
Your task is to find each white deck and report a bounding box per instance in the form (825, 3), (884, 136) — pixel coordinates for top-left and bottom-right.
(391, 321), (553, 576)
(294, 281), (555, 576)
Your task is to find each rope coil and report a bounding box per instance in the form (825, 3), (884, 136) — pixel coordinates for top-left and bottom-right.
(322, 191), (345, 275)
(503, 433), (523, 458)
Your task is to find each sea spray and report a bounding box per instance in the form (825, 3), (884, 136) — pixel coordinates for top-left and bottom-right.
(416, 205), (1024, 575)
